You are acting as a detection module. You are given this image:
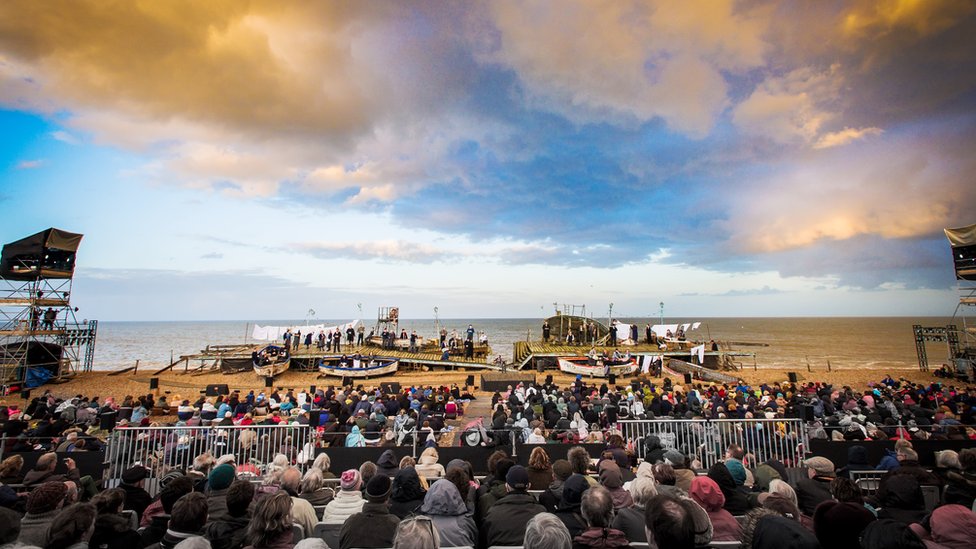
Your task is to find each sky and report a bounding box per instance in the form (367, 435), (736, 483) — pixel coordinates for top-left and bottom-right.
(0, 0), (974, 321)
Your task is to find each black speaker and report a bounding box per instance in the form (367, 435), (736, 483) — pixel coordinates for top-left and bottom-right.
(99, 411), (117, 431)
(631, 381), (641, 392)
(309, 385), (316, 395)
(117, 407), (133, 421)
(545, 374), (553, 384)
(796, 404), (814, 421)
(788, 372), (798, 383)
(683, 373), (693, 384)
(309, 410), (322, 428)
(265, 376), (274, 388)
(341, 376), (352, 387)
(381, 382), (401, 394)
(21, 390), (30, 400)
(149, 377), (159, 390)
(466, 375), (475, 387)
(608, 373), (616, 385)
(206, 384), (229, 396)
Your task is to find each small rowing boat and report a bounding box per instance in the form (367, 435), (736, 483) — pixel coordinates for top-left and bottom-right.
(318, 356), (399, 378)
(557, 356), (638, 377)
(253, 345), (290, 377)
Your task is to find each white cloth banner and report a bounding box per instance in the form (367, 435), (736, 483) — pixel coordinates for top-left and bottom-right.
(652, 322), (701, 338)
(251, 320), (362, 342)
(690, 344), (705, 364)
(691, 322), (701, 330)
(611, 322), (636, 345)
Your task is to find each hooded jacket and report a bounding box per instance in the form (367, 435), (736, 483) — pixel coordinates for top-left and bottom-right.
(390, 467), (427, 519)
(415, 447), (445, 479)
(752, 514), (819, 549)
(690, 477), (742, 542)
(921, 503), (976, 549)
(707, 462), (754, 515)
(339, 501), (401, 549)
(598, 463), (633, 510)
(876, 474), (927, 525)
(554, 474), (590, 539)
(643, 435), (666, 464)
(322, 488), (365, 524)
(204, 512), (251, 549)
(420, 479), (478, 548)
(482, 491), (546, 548)
(376, 449), (400, 478)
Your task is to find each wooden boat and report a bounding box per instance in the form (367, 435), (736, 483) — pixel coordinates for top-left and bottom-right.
(253, 345), (290, 377)
(318, 356), (399, 378)
(557, 356), (638, 377)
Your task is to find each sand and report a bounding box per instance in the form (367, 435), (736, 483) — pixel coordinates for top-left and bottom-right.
(0, 364), (947, 408)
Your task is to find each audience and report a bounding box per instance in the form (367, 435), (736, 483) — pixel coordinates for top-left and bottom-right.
(392, 517), (439, 549)
(244, 491), (293, 549)
(46, 502), (98, 549)
(340, 475), (400, 549)
(390, 467), (427, 519)
(524, 512), (572, 549)
(322, 470), (365, 525)
(482, 465), (545, 548)
(141, 476), (196, 548)
(643, 494), (695, 549)
(419, 479), (477, 548)
(89, 488), (142, 549)
(812, 500), (876, 549)
(574, 485), (630, 549)
(689, 476), (741, 542)
(149, 491), (208, 549)
(204, 480), (254, 549)
(18, 481), (68, 546)
(527, 447), (553, 490)
(280, 467), (318, 536)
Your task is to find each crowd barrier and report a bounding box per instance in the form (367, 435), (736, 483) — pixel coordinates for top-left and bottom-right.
(808, 438), (976, 468)
(617, 418), (809, 468)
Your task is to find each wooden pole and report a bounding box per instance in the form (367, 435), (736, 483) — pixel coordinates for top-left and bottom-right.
(827, 359), (832, 372)
(134, 359), (139, 374)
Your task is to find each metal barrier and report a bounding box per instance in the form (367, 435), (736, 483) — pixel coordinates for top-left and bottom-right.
(617, 418), (809, 468)
(103, 424), (414, 495)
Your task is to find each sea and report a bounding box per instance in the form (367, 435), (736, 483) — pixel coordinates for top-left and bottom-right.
(90, 317), (959, 372)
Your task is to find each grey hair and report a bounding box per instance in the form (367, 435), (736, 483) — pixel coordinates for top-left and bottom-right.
(524, 513), (571, 549)
(312, 452), (331, 473)
(280, 467), (301, 493)
(581, 485), (614, 528)
(173, 536), (212, 549)
(936, 450), (961, 469)
(192, 452), (215, 473)
(628, 477), (659, 508)
(301, 468), (324, 494)
(393, 516), (440, 549)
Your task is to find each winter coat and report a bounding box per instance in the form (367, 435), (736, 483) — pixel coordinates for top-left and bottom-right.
(204, 513), (251, 549)
(689, 476), (742, 541)
(554, 474), (590, 539)
(611, 506), (646, 542)
(300, 487), (334, 507)
(89, 512), (143, 549)
(572, 527), (631, 549)
(390, 467), (427, 519)
(944, 470), (976, 508)
(376, 449), (400, 478)
(643, 435), (666, 464)
(674, 468), (696, 493)
(752, 514), (819, 549)
(476, 479), (507, 524)
(707, 462), (755, 515)
(322, 489), (365, 524)
(420, 479), (478, 548)
(482, 492), (546, 548)
(290, 495), (319, 540)
(919, 503), (976, 549)
(795, 475), (833, 516)
(597, 463), (633, 510)
(876, 474), (927, 525)
(206, 488), (229, 521)
(140, 514), (170, 548)
(17, 510), (59, 546)
(876, 449), (900, 471)
(339, 502), (401, 549)
(121, 482), (154, 519)
(539, 478), (566, 512)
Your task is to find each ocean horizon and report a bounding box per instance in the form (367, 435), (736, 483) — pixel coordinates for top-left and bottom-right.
(89, 316), (960, 373)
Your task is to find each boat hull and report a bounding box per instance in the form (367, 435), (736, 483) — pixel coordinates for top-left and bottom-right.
(253, 345), (290, 377)
(557, 357), (637, 377)
(318, 358), (399, 378)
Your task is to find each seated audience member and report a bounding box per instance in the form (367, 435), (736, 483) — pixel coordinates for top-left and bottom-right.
(89, 488), (142, 549)
(706, 462), (754, 515)
(415, 447), (446, 479)
(322, 469), (365, 524)
(121, 465), (154, 519)
(612, 477), (657, 542)
(420, 479), (477, 548)
(525, 512), (573, 549)
(18, 481), (68, 546)
(311, 453), (337, 479)
(390, 467), (427, 519)
(909, 503), (976, 549)
(876, 475), (927, 525)
(750, 514), (819, 549)
(643, 494), (696, 549)
(838, 445), (872, 478)
(689, 476), (741, 542)
(0, 455), (25, 484)
(392, 516), (439, 549)
(795, 456), (835, 515)
(554, 474), (590, 539)
(482, 465), (546, 548)
(477, 457), (515, 522)
(597, 462), (633, 510)
(281, 467), (318, 537)
(340, 475), (400, 549)
(945, 448), (976, 508)
(205, 480), (254, 549)
(882, 447), (943, 489)
(148, 491), (208, 549)
(141, 476), (196, 548)
(812, 500), (876, 549)
(528, 447), (554, 490)
(205, 463), (236, 520)
(860, 519), (926, 549)
(46, 502), (98, 549)
(540, 459), (574, 512)
(299, 468), (334, 507)
(573, 485), (630, 549)
(244, 491), (294, 549)
(0, 506), (21, 544)
(376, 449), (400, 477)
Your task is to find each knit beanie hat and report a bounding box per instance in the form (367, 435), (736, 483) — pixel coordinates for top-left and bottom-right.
(365, 474), (392, 502)
(724, 458), (747, 486)
(208, 463), (236, 491)
(552, 459), (573, 481)
(27, 481), (68, 514)
(340, 469), (362, 491)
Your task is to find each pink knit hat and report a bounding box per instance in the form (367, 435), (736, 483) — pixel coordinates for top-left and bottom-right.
(340, 469), (361, 491)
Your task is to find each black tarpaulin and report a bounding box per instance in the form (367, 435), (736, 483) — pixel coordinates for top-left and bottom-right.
(0, 228), (83, 280)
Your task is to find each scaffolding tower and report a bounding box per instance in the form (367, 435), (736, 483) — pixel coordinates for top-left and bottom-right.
(0, 228), (97, 389)
(944, 224), (976, 379)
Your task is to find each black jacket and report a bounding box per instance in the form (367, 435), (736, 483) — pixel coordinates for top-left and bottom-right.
(204, 513), (251, 549)
(339, 502), (401, 549)
(707, 462), (755, 515)
(795, 476), (833, 516)
(140, 514), (170, 548)
(89, 512), (143, 549)
(482, 492), (546, 548)
(122, 483), (154, 519)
